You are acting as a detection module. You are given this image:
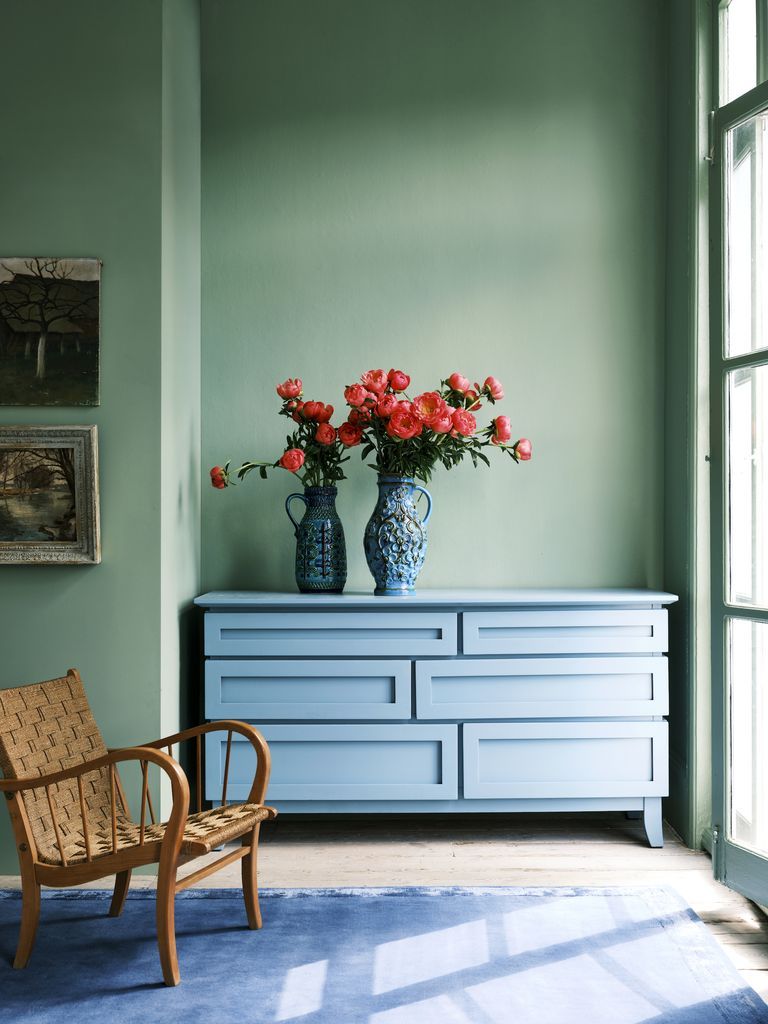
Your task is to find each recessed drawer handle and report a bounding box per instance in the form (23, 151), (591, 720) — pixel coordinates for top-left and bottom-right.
(477, 625), (654, 638)
(220, 627), (442, 640)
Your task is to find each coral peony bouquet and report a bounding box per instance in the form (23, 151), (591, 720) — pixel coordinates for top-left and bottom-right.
(209, 377), (350, 490)
(209, 368), (531, 491)
(340, 368), (531, 482)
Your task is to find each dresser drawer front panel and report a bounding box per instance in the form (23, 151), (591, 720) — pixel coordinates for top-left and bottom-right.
(416, 657), (668, 719)
(462, 609), (668, 655)
(205, 659), (412, 720)
(206, 725), (458, 801)
(463, 722), (668, 798)
(204, 611), (457, 657)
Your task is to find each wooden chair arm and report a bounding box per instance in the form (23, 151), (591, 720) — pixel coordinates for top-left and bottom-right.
(137, 721), (271, 805)
(0, 746), (187, 797)
(1, 747), (189, 869)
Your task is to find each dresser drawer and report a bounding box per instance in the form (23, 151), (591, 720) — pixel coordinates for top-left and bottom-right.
(204, 611), (457, 657)
(461, 609), (667, 655)
(416, 656), (668, 719)
(462, 722), (668, 799)
(206, 724), (458, 802)
(205, 659), (411, 720)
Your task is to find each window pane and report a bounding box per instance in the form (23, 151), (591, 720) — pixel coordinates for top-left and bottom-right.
(721, 0), (757, 104)
(727, 365), (768, 608)
(725, 110), (768, 357)
(728, 617), (768, 854)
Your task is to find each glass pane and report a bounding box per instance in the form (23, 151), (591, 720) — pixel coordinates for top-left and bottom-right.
(727, 365), (768, 609)
(721, 0), (757, 104)
(728, 617), (768, 853)
(725, 109), (768, 357)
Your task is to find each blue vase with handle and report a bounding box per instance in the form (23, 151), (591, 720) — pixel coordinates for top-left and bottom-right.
(285, 485), (347, 593)
(363, 474), (433, 596)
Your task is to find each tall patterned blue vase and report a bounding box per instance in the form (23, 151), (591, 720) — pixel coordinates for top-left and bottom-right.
(363, 474), (433, 596)
(285, 486), (347, 593)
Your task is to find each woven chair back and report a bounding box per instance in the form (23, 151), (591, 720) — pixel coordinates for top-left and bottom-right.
(0, 671), (116, 862)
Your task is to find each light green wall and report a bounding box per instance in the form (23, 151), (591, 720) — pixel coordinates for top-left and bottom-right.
(201, 0), (667, 594)
(0, 0), (201, 870)
(160, 0), (202, 779)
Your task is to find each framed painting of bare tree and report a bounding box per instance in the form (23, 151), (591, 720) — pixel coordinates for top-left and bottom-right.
(0, 258), (100, 406)
(0, 426), (100, 564)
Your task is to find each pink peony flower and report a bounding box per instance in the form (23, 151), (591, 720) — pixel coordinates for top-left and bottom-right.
(514, 438), (532, 461)
(276, 378), (303, 400)
(345, 384), (375, 408)
(301, 400), (333, 422)
(447, 372), (471, 394)
(429, 411), (453, 434)
(361, 369), (389, 394)
(483, 376), (504, 400)
(279, 448), (305, 472)
(315, 423), (336, 445)
(386, 403), (423, 440)
(210, 466), (228, 489)
(491, 415), (512, 445)
(451, 407), (477, 436)
(412, 391), (449, 423)
(387, 369), (410, 392)
(375, 393), (399, 418)
(338, 421), (364, 447)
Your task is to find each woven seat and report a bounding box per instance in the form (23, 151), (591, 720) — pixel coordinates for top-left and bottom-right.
(35, 802), (276, 866)
(0, 669), (276, 985)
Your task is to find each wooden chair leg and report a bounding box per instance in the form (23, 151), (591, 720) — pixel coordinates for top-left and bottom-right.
(156, 861), (180, 986)
(108, 869), (132, 917)
(14, 876), (41, 969)
(242, 823), (262, 930)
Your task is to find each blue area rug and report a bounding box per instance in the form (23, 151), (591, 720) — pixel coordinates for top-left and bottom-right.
(0, 887), (766, 1023)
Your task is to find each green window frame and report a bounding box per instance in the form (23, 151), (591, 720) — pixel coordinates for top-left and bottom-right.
(710, 0), (768, 904)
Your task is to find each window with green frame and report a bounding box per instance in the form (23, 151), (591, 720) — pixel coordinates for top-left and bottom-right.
(710, 0), (768, 902)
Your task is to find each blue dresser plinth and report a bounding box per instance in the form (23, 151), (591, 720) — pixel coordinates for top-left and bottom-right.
(195, 588), (678, 847)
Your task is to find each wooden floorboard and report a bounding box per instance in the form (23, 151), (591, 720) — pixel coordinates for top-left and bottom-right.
(1, 812), (767, 1002)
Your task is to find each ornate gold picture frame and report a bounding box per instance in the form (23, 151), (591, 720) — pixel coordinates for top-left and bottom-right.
(0, 425), (100, 564)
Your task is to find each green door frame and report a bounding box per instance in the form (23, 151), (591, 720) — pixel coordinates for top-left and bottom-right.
(709, 70), (768, 903)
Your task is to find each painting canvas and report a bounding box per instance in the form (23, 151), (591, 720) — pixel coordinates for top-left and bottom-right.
(0, 426), (100, 564)
(0, 258), (100, 406)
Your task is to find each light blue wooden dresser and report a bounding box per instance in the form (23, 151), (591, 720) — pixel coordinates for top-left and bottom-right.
(195, 588), (678, 847)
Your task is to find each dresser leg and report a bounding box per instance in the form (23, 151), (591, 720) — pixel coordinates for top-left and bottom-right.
(643, 797), (664, 848)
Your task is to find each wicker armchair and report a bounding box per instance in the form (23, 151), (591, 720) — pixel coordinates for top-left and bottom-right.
(0, 669), (277, 986)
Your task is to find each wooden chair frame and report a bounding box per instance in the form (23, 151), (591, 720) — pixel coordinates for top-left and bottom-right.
(0, 670), (275, 986)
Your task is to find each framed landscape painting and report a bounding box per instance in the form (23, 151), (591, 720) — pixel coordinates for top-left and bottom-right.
(0, 258), (100, 406)
(0, 426), (100, 564)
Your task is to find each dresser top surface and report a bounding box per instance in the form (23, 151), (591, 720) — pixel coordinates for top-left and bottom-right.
(195, 588), (678, 609)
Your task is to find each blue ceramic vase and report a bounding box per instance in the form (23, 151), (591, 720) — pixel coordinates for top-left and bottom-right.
(285, 485), (347, 593)
(363, 474), (433, 596)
